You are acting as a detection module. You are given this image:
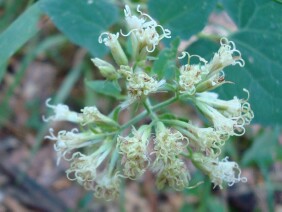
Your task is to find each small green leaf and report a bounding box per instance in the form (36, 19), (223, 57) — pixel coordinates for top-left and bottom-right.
(152, 38), (180, 80)
(86, 80), (122, 99)
(0, 2), (41, 83)
(148, 0), (217, 39)
(40, 0), (119, 57)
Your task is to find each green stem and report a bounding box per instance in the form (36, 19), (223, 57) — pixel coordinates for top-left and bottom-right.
(143, 98), (158, 121)
(161, 119), (188, 128)
(108, 147), (119, 175)
(119, 94), (179, 131)
(161, 119), (199, 142)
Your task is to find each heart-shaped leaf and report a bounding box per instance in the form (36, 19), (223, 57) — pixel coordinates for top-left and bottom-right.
(40, 0), (119, 57)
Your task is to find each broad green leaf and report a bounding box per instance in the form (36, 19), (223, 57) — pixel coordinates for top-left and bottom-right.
(40, 0), (119, 57)
(187, 0), (282, 125)
(222, 0), (282, 125)
(0, 2), (41, 83)
(86, 80), (122, 99)
(148, 0), (217, 39)
(152, 38), (180, 80)
(242, 129), (279, 167)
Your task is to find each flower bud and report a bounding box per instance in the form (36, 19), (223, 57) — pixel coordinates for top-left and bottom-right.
(80, 106), (118, 127)
(43, 98), (82, 123)
(91, 58), (119, 80)
(99, 32), (128, 66)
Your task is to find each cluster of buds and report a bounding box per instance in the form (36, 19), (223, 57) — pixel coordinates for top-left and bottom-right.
(45, 4), (254, 200)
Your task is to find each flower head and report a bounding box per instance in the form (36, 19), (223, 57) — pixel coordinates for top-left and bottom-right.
(196, 90), (254, 135)
(122, 5), (171, 52)
(117, 125), (151, 179)
(197, 102), (245, 136)
(186, 124), (228, 156)
(80, 106), (118, 127)
(121, 71), (165, 108)
(152, 122), (188, 172)
(43, 98), (81, 123)
(156, 159), (190, 191)
(45, 128), (94, 165)
(99, 32), (120, 47)
(91, 58), (119, 80)
(193, 154), (247, 189)
(98, 32), (128, 65)
(66, 140), (112, 189)
(94, 171), (121, 200)
(177, 52), (208, 94)
(207, 37), (245, 75)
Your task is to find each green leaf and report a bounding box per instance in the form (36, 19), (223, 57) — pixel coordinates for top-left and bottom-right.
(0, 2), (41, 83)
(221, 0), (282, 125)
(186, 0), (282, 125)
(242, 129), (279, 167)
(40, 0), (119, 57)
(86, 80), (122, 99)
(152, 38), (180, 80)
(148, 0), (217, 39)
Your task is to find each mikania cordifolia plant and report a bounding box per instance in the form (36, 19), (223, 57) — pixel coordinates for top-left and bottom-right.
(44, 5), (254, 200)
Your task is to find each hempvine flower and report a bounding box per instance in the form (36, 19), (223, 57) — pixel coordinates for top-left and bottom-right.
(122, 5), (171, 52)
(185, 124), (228, 156)
(192, 153), (247, 189)
(43, 98), (82, 123)
(45, 128), (96, 165)
(152, 122), (188, 172)
(207, 37), (245, 76)
(122, 71), (165, 108)
(197, 90), (254, 124)
(196, 101), (246, 136)
(117, 125), (151, 179)
(66, 140), (113, 190)
(44, 100), (118, 127)
(94, 171), (121, 200)
(156, 159), (190, 191)
(98, 32), (128, 65)
(196, 38), (245, 92)
(124, 5), (156, 30)
(91, 58), (119, 80)
(177, 52), (209, 94)
(44, 3), (254, 199)
(196, 90), (254, 134)
(80, 106), (118, 127)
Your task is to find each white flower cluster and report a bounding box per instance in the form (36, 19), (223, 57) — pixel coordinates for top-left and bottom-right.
(44, 4), (254, 200)
(44, 99), (121, 200)
(95, 5), (169, 108)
